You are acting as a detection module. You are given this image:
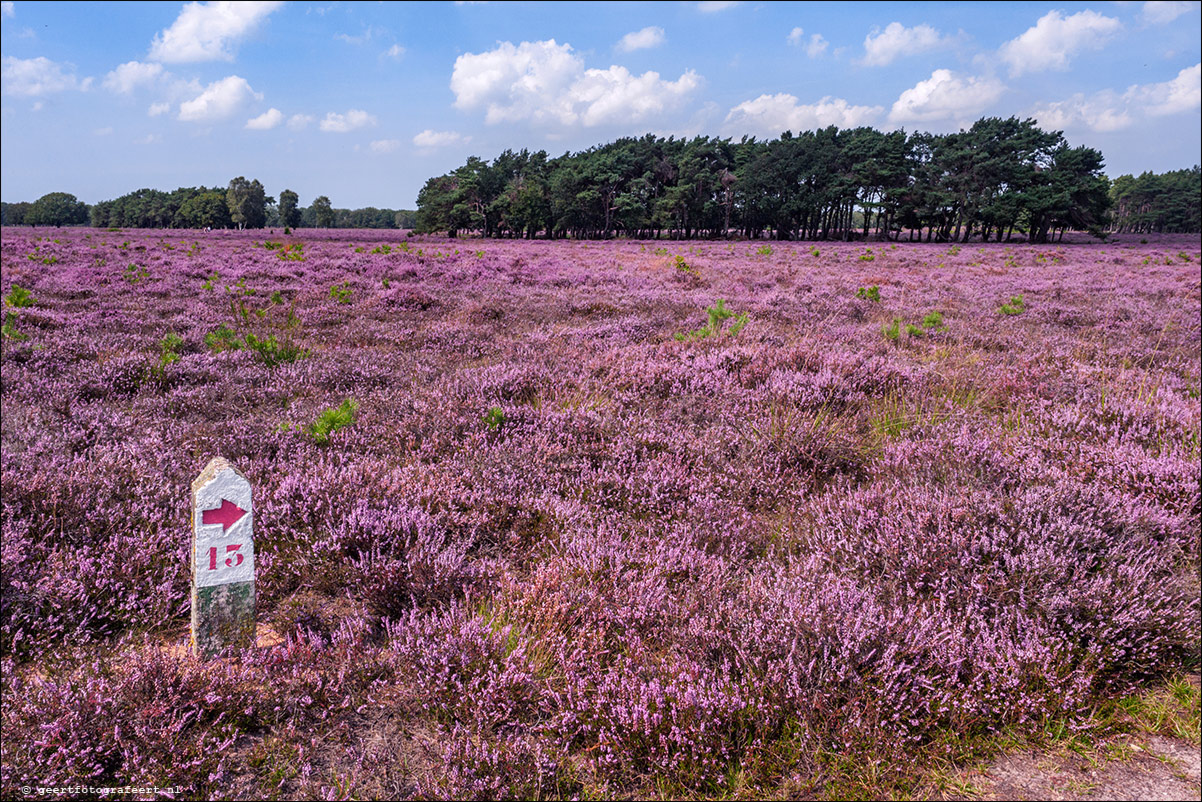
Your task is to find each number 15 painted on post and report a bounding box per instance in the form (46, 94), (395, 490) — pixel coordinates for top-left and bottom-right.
(209, 543), (245, 570)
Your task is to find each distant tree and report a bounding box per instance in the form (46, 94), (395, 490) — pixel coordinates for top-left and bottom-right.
(26, 192), (89, 227)
(311, 195), (334, 228)
(176, 190), (233, 229)
(415, 176), (459, 235)
(279, 189), (301, 229)
(87, 200), (112, 227)
(1, 201), (32, 226)
(226, 177), (268, 229)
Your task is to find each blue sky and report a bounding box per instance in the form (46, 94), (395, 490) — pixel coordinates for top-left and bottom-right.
(2, 1), (1199, 208)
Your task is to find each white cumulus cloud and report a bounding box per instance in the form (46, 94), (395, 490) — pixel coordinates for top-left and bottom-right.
(451, 40), (578, 119)
(1141, 1), (1198, 25)
(451, 39), (700, 127)
(2, 55), (89, 96)
(724, 93), (884, 137)
(2, 2), (14, 18)
(102, 60), (164, 94)
(149, 0), (283, 63)
(413, 129), (470, 148)
(998, 10), (1121, 77)
(319, 109), (376, 132)
(888, 69), (1005, 124)
(287, 113), (314, 130)
(574, 65), (700, 126)
(617, 26), (665, 53)
(1032, 62), (1201, 132)
(178, 75), (262, 121)
(369, 138), (402, 153)
(245, 107), (283, 130)
(1133, 62), (1202, 115)
(384, 44), (405, 59)
(148, 102), (171, 117)
(784, 27), (827, 57)
(860, 22), (949, 67)
(696, 1), (739, 12)
(1030, 94), (1132, 133)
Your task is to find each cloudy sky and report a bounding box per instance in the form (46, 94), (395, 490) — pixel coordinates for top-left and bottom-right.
(2, 1), (1199, 208)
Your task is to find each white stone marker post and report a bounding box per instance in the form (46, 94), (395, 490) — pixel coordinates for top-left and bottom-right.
(191, 457), (255, 659)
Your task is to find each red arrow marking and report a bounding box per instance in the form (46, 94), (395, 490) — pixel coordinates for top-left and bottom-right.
(201, 499), (247, 533)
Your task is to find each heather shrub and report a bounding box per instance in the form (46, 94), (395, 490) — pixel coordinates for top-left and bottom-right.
(1, 647), (259, 795)
(415, 722), (562, 801)
(793, 474), (1199, 684)
(553, 652), (758, 791)
(272, 590), (342, 639)
(0, 471), (186, 658)
(741, 402), (867, 482)
(1, 229), (1198, 799)
(349, 515), (478, 616)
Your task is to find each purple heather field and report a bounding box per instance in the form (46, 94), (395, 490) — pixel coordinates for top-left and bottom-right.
(1, 227), (1199, 799)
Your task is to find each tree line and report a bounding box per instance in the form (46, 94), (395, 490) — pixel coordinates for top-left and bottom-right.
(414, 117), (1193, 243)
(1107, 166), (1200, 234)
(0, 179), (416, 230)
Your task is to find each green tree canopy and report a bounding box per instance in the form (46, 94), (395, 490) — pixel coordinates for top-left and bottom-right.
(26, 192), (89, 227)
(1108, 166), (1201, 233)
(411, 117), (1133, 242)
(311, 195), (334, 228)
(176, 190), (233, 229)
(227, 177), (268, 229)
(279, 189), (301, 229)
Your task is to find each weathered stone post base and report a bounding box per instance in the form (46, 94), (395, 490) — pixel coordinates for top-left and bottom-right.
(191, 580), (255, 659)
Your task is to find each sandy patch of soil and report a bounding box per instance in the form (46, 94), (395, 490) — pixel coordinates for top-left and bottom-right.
(964, 734), (1200, 801)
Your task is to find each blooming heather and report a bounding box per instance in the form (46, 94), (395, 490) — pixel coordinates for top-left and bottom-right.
(2, 228), (1199, 798)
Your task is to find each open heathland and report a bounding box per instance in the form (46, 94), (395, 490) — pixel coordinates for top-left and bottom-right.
(1, 228), (1199, 799)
